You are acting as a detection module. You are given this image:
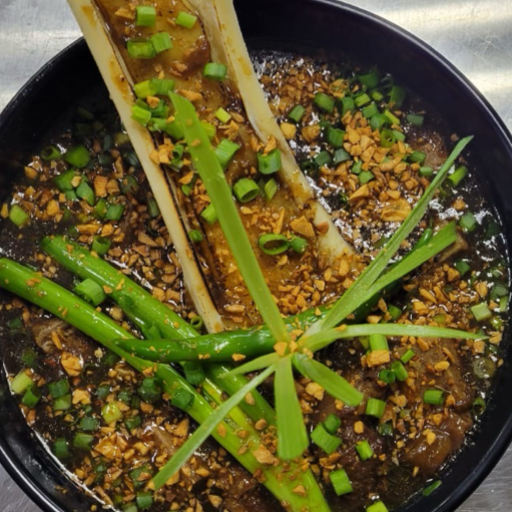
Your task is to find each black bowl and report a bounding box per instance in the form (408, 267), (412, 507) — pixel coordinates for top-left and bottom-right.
(0, 1), (511, 511)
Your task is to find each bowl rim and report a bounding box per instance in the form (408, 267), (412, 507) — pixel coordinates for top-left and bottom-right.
(0, 2), (511, 512)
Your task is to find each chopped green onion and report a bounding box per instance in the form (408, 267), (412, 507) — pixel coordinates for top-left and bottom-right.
(125, 415), (142, 431)
(471, 302), (492, 322)
(96, 384), (111, 400)
(201, 203), (217, 224)
(92, 236), (111, 256)
(370, 114), (388, 131)
(188, 229), (204, 243)
(127, 39), (156, 59)
(21, 348), (38, 367)
(389, 85), (406, 108)
(359, 171), (375, 184)
(48, 379), (70, 399)
(8, 317), (23, 332)
(264, 178), (278, 201)
(190, 316), (204, 330)
(131, 104), (152, 126)
(365, 398), (386, 419)
(378, 422), (394, 436)
(147, 198), (160, 218)
(73, 432), (94, 451)
(362, 103), (379, 119)
(120, 175), (139, 194)
(65, 145), (91, 168)
(448, 165), (469, 187)
(151, 32), (173, 53)
(391, 360), (408, 381)
(9, 205), (29, 227)
(490, 283), (508, 301)
(175, 11), (197, 28)
(76, 181), (95, 206)
(74, 278), (106, 307)
(215, 139), (240, 169)
(151, 78), (175, 95)
(486, 220), (500, 238)
(409, 151), (426, 164)
(41, 145), (61, 161)
(80, 416), (99, 431)
(366, 501), (389, 512)
(388, 304), (402, 320)
(423, 389), (445, 406)
(105, 204), (125, 222)
(407, 113), (424, 126)
(171, 388), (195, 410)
(401, 349), (415, 364)
(380, 129), (396, 148)
(339, 96), (355, 115)
(352, 160), (363, 175)
(134, 80), (157, 99)
(323, 414), (341, 435)
(300, 159), (318, 177)
(333, 148), (351, 165)
(473, 357), (495, 380)
(136, 492), (153, 510)
(258, 233), (289, 256)
(53, 438), (70, 460)
(11, 371), (33, 395)
(459, 212), (477, 232)
(290, 237), (308, 255)
(473, 397), (486, 410)
(372, 90), (384, 101)
(315, 150), (333, 167)
(164, 119), (184, 140)
(355, 440), (374, 461)
(384, 109), (401, 126)
(311, 423), (341, 454)
(92, 198), (108, 220)
(215, 107), (231, 124)
(183, 362), (206, 386)
(204, 62), (227, 80)
(326, 127), (345, 148)
(138, 378), (162, 404)
(288, 105), (306, 123)
(102, 403), (122, 424)
(419, 166), (434, 178)
(330, 468), (353, 496)
(123, 505), (137, 512)
(359, 69), (380, 89)
(393, 129), (406, 142)
(53, 394), (72, 411)
(422, 480), (442, 496)
(378, 369), (396, 384)
(233, 178), (260, 203)
(314, 93), (335, 113)
(149, 99), (169, 119)
(369, 334), (388, 352)
(454, 259), (470, 276)
(258, 149), (282, 174)
(136, 5), (156, 27)
(355, 93), (371, 107)
(54, 169), (75, 192)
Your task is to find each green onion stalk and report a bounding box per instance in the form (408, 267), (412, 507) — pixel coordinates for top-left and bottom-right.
(41, 235), (274, 425)
(0, 258), (332, 512)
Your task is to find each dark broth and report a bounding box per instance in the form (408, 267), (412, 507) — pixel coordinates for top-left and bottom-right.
(0, 50), (508, 512)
